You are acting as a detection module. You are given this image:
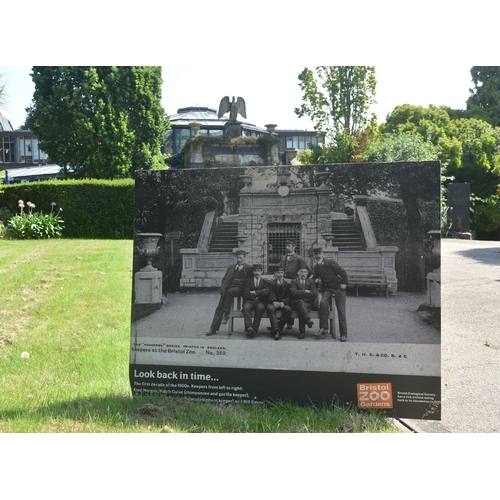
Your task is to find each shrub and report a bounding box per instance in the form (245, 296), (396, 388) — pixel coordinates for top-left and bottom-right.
(6, 200), (64, 239)
(0, 179), (135, 238)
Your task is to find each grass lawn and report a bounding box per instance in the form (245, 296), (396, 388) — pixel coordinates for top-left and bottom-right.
(0, 239), (399, 433)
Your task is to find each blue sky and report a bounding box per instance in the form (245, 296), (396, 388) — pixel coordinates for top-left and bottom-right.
(1, 65), (475, 131)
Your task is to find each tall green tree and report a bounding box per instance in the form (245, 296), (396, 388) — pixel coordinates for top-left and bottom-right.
(467, 66), (500, 127)
(26, 66), (169, 179)
(295, 66), (377, 139)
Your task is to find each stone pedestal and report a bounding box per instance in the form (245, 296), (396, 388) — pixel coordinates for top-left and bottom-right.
(134, 270), (162, 304)
(225, 121), (242, 138)
(426, 271), (441, 307)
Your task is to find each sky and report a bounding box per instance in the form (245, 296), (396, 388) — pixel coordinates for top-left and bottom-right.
(0, 65), (475, 131)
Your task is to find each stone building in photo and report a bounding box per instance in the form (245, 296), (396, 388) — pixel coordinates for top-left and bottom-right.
(179, 167), (398, 296)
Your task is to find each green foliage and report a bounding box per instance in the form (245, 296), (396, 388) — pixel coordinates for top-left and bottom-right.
(381, 103), (500, 236)
(6, 200), (64, 239)
(26, 66), (169, 179)
(361, 131), (439, 162)
(295, 66), (377, 141)
(467, 66), (500, 127)
(0, 179), (135, 238)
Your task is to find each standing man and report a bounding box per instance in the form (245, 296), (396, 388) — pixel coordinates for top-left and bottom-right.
(281, 239), (309, 280)
(242, 263), (269, 338)
(266, 267), (293, 340)
(290, 264), (318, 339)
(312, 247), (349, 342)
(206, 249), (253, 336)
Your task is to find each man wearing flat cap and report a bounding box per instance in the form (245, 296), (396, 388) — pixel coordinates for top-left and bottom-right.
(312, 247), (349, 342)
(206, 249), (253, 336)
(242, 263), (269, 338)
(266, 266), (293, 340)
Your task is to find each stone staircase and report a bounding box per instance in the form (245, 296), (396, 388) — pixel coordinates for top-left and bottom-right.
(208, 221), (238, 252)
(331, 218), (365, 251)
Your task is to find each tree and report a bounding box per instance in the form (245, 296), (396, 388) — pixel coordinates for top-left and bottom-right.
(467, 66), (500, 127)
(382, 103), (500, 237)
(26, 66), (169, 179)
(0, 73), (8, 121)
(295, 66), (377, 140)
(361, 130), (439, 162)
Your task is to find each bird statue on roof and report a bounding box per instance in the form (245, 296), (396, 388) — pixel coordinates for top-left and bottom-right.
(218, 96), (247, 122)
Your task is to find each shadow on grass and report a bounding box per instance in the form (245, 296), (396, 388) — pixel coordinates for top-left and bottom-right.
(0, 394), (397, 433)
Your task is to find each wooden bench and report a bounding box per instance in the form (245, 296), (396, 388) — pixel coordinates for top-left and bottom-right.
(228, 295), (336, 338)
(348, 272), (388, 297)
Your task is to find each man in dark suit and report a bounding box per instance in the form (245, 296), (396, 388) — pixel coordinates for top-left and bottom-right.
(242, 263), (269, 338)
(280, 239), (309, 330)
(280, 240), (309, 280)
(266, 266), (293, 340)
(290, 264), (318, 339)
(206, 249), (253, 336)
(312, 247), (349, 342)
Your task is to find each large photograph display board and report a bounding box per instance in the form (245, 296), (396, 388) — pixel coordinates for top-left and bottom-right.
(130, 162), (441, 419)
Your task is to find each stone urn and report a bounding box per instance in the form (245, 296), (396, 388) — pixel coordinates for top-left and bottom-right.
(265, 124), (278, 134)
(189, 122), (202, 135)
(239, 174), (252, 189)
(317, 171), (330, 186)
(136, 233), (162, 271)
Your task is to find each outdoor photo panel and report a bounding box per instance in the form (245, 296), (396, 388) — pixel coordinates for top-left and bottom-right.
(130, 162), (441, 420)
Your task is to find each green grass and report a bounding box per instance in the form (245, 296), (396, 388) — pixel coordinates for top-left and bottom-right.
(0, 239), (399, 433)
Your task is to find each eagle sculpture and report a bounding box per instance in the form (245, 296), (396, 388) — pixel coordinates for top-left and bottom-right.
(218, 96), (247, 121)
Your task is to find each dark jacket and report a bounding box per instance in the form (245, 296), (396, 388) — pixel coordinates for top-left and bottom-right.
(220, 262), (253, 294)
(280, 253), (310, 279)
(290, 276), (318, 308)
(313, 258), (349, 291)
(268, 278), (292, 305)
(243, 276), (269, 303)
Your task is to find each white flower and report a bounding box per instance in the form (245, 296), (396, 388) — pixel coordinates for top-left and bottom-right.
(21, 352), (30, 358)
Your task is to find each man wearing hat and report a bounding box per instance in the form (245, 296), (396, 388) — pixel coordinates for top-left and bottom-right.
(280, 239), (309, 330)
(280, 239), (309, 280)
(242, 263), (269, 338)
(312, 247), (349, 342)
(206, 249), (253, 336)
(266, 266), (293, 340)
(289, 264), (318, 339)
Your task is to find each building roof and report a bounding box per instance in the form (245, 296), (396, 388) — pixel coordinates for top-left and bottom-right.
(0, 116), (14, 131)
(5, 164), (63, 183)
(169, 104), (267, 133)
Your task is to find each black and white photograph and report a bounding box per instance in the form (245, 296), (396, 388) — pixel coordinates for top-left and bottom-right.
(130, 162), (441, 419)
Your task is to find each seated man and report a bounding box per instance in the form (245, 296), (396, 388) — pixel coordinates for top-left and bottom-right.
(312, 247), (349, 342)
(290, 264), (318, 339)
(206, 249), (253, 336)
(266, 267), (293, 340)
(242, 263), (269, 338)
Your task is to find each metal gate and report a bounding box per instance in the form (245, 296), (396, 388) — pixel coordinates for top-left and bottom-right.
(267, 223), (301, 274)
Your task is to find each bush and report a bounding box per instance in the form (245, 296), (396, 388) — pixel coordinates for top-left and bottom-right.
(0, 179), (135, 238)
(6, 200), (64, 239)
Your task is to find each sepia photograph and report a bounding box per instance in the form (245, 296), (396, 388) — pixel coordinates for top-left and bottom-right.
(129, 163), (441, 418)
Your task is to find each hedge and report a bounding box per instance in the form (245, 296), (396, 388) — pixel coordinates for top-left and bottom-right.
(0, 179), (135, 239)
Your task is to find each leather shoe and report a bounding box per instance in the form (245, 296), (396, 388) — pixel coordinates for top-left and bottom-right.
(340, 335), (347, 342)
(306, 318), (314, 329)
(314, 328), (327, 339)
(246, 327), (256, 338)
(274, 331), (281, 340)
(298, 331), (305, 339)
(206, 329), (216, 336)
(221, 312), (229, 325)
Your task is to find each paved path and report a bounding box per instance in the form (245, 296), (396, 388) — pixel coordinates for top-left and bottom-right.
(405, 239), (500, 432)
